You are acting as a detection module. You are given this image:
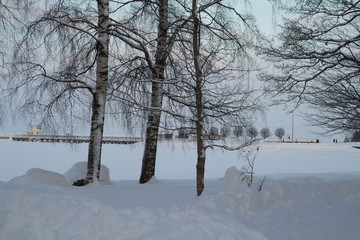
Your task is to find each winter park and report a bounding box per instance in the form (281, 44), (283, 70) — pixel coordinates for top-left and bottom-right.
(1, 0), (360, 240)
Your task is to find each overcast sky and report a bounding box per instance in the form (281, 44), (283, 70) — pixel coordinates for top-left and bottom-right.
(247, 0), (345, 141)
(0, 0), (345, 142)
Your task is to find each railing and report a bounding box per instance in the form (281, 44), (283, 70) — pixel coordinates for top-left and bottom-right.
(8, 135), (143, 144)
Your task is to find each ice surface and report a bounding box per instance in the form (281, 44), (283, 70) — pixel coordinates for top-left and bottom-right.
(10, 168), (69, 186)
(1, 141), (360, 182)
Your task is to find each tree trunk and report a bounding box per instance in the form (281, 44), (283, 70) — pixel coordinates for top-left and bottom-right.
(139, 0), (168, 184)
(74, 0), (109, 185)
(192, 0), (206, 196)
(139, 81), (163, 183)
(196, 118), (206, 196)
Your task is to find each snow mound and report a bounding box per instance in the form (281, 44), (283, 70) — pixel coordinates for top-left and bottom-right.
(10, 168), (69, 186)
(0, 185), (122, 240)
(147, 175), (160, 184)
(63, 162), (111, 185)
(219, 166), (247, 184)
(218, 166), (260, 185)
(0, 181), (267, 240)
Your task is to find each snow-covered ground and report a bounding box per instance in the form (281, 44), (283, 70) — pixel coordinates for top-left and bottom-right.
(2, 140), (360, 182)
(1, 140), (360, 239)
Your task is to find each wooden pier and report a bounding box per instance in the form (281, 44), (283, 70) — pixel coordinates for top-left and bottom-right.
(6, 135), (142, 145)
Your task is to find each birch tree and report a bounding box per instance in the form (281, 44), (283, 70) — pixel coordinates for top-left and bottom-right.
(162, 0), (261, 196)
(1, 1), (41, 126)
(79, 0), (110, 185)
(8, 0), (110, 185)
(0, 0), (22, 126)
(138, 0), (230, 184)
(104, 0), (171, 183)
(0, 1), (10, 126)
(192, 0), (206, 196)
(108, 0), (235, 184)
(138, 0), (169, 183)
(260, 0), (360, 135)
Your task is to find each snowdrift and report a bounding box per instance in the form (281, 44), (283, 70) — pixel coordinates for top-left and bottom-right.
(1, 165), (360, 240)
(8, 162), (111, 186)
(63, 161), (111, 185)
(10, 168), (69, 186)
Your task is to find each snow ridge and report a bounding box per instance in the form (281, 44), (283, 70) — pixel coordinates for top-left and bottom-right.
(1, 165), (360, 240)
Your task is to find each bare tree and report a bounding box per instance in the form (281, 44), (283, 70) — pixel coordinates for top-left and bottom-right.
(260, 0), (360, 135)
(275, 127), (285, 141)
(79, 0), (110, 185)
(233, 126), (244, 138)
(246, 126), (258, 140)
(208, 126), (219, 140)
(220, 126), (231, 138)
(352, 131), (360, 142)
(138, 0), (169, 184)
(8, 0), (112, 185)
(0, 2), (8, 126)
(109, 0), (250, 184)
(162, 0), (261, 196)
(242, 150), (257, 187)
(0, 0), (24, 127)
(0, 1), (18, 65)
(192, 0), (206, 196)
(107, 0), (213, 184)
(260, 127), (270, 141)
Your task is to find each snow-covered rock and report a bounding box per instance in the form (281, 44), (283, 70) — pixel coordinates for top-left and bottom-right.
(63, 162), (111, 185)
(147, 175), (160, 184)
(10, 168), (69, 186)
(219, 166), (246, 184)
(218, 166), (261, 185)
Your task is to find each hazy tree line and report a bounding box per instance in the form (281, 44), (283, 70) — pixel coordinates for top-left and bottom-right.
(2, 0), (359, 195)
(177, 125), (285, 141)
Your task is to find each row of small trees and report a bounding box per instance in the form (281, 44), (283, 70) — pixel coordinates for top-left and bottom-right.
(246, 127), (286, 141)
(191, 126), (286, 141)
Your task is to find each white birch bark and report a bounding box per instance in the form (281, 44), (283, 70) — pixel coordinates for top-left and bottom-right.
(192, 0), (206, 196)
(79, 0), (109, 185)
(139, 0), (168, 184)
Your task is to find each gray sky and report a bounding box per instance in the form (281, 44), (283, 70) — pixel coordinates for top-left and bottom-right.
(0, 0), (345, 142)
(247, 0), (345, 141)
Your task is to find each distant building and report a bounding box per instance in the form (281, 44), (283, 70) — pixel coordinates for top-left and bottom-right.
(26, 125), (43, 135)
(177, 128), (189, 139)
(158, 131), (173, 140)
(188, 134), (197, 141)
